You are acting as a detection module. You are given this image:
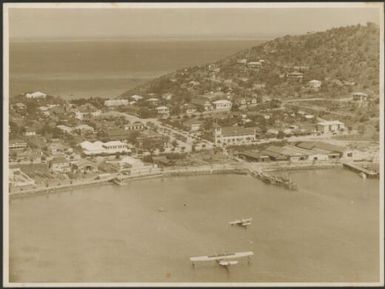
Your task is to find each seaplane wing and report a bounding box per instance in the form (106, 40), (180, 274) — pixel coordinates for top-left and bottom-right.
(190, 251), (254, 263)
(240, 222), (251, 227)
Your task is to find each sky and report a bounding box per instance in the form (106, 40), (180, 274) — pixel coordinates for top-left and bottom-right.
(7, 5), (382, 40)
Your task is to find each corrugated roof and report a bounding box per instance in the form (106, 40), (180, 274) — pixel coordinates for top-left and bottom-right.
(221, 127), (255, 137)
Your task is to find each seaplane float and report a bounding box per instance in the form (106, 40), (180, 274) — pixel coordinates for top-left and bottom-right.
(190, 251), (254, 268)
(228, 218), (252, 228)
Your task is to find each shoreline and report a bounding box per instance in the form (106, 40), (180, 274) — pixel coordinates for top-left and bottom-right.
(9, 161), (350, 200)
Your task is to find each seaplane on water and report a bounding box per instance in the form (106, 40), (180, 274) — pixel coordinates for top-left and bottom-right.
(228, 218), (252, 228)
(190, 251), (254, 268)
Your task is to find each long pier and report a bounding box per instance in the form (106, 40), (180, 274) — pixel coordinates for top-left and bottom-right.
(342, 162), (379, 178)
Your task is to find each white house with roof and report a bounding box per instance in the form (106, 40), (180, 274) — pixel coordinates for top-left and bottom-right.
(25, 91), (47, 99)
(131, 95), (143, 101)
(156, 106), (169, 114)
(212, 99), (232, 111)
(308, 80), (322, 89)
(80, 140), (129, 155)
(56, 125), (74, 134)
(316, 120), (345, 134)
(352, 92), (369, 102)
(104, 99), (129, 107)
(24, 127), (37, 137)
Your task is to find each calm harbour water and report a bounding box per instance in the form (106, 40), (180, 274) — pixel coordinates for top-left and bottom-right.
(9, 168), (379, 283)
(9, 40), (260, 98)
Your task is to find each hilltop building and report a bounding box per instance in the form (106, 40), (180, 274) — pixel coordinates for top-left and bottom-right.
(25, 91), (47, 99)
(212, 99), (232, 111)
(316, 120), (345, 134)
(104, 99), (129, 107)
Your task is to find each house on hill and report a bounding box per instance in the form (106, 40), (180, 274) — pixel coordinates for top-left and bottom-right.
(316, 120), (345, 134)
(308, 80), (322, 89)
(25, 91), (47, 99)
(191, 98), (213, 111)
(104, 99), (129, 107)
(287, 72), (304, 82)
(212, 99), (232, 111)
(24, 127), (37, 137)
(183, 119), (203, 132)
(352, 92), (369, 107)
(75, 103), (102, 120)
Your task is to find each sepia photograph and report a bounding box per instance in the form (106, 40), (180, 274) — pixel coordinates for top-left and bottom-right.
(2, 2), (384, 287)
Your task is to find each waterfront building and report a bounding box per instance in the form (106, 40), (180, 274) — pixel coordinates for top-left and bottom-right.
(214, 125), (256, 147)
(316, 120), (345, 134)
(71, 160), (98, 174)
(295, 141), (352, 160)
(25, 91), (47, 99)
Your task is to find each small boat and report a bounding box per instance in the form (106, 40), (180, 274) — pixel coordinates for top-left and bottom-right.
(229, 218), (252, 227)
(111, 175), (125, 185)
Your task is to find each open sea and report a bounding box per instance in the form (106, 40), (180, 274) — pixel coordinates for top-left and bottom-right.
(9, 39), (261, 99)
(9, 169), (380, 283)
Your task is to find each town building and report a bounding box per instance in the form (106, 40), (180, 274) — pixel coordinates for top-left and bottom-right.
(104, 99), (129, 107)
(352, 92), (369, 105)
(9, 139), (28, 150)
(124, 121), (145, 131)
(75, 103), (102, 120)
(14, 103), (27, 112)
(156, 106), (169, 114)
(74, 124), (95, 135)
(214, 125), (256, 147)
(316, 120), (345, 134)
(287, 72), (304, 82)
(25, 91), (47, 99)
(56, 125), (74, 134)
(80, 140), (130, 155)
(49, 157), (71, 173)
(183, 119), (203, 132)
(212, 99), (232, 111)
(191, 98), (213, 111)
(71, 159), (98, 174)
(131, 95), (143, 101)
(308, 80), (322, 89)
(24, 127), (36, 137)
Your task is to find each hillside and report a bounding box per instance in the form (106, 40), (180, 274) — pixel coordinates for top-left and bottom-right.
(121, 23), (380, 103)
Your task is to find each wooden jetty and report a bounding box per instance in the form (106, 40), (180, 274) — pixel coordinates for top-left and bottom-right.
(251, 170), (298, 190)
(342, 162), (379, 179)
(190, 251), (254, 267)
